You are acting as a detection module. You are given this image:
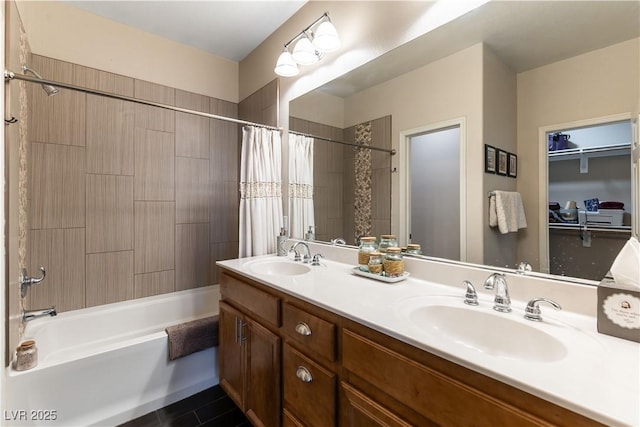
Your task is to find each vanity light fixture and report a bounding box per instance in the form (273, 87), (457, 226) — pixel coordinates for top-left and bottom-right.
(274, 12), (340, 77)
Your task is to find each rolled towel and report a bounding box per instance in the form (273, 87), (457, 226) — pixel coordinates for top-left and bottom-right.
(165, 315), (219, 361)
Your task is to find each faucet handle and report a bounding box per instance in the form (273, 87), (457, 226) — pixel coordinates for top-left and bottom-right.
(524, 298), (562, 322)
(463, 280), (478, 306)
(311, 253), (324, 266)
(516, 261), (532, 274)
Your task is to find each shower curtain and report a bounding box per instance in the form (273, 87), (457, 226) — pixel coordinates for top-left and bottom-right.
(288, 134), (315, 239)
(239, 126), (283, 257)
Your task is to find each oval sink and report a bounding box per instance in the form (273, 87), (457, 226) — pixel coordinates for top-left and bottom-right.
(248, 260), (311, 276)
(404, 302), (567, 363)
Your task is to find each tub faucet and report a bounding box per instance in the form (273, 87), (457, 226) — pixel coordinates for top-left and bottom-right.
(23, 306), (57, 322)
(291, 241), (311, 263)
(483, 273), (511, 313)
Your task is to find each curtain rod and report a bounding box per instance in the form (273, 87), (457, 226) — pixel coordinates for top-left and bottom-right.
(4, 70), (282, 132)
(289, 130), (396, 155)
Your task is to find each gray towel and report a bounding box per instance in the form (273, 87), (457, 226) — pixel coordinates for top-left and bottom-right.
(165, 315), (219, 361)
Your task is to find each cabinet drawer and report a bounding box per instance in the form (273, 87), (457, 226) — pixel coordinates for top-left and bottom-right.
(342, 329), (542, 427)
(220, 272), (280, 327)
(282, 302), (336, 361)
(340, 382), (413, 427)
(283, 344), (336, 426)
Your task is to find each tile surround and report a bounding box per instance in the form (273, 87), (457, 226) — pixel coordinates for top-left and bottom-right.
(24, 55), (243, 313)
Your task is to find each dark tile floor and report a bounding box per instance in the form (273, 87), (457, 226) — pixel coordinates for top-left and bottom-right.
(118, 385), (250, 427)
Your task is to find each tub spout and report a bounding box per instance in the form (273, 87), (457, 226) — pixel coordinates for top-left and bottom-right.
(23, 306), (57, 322)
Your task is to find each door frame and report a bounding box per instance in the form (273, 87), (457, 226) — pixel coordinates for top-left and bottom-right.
(398, 117), (467, 261)
(537, 112), (632, 274)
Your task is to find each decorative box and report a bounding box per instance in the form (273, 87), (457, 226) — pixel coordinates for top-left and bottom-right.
(597, 275), (640, 343)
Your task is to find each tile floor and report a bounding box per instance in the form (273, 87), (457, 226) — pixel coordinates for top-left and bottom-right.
(118, 385), (249, 427)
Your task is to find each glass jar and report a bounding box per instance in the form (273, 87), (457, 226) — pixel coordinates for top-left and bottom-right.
(367, 252), (384, 275)
(383, 247), (404, 277)
(358, 237), (378, 271)
(15, 340), (37, 371)
(406, 243), (422, 255)
(378, 235), (398, 253)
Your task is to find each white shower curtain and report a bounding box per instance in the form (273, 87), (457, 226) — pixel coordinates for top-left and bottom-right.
(239, 126), (283, 257)
(288, 134), (315, 239)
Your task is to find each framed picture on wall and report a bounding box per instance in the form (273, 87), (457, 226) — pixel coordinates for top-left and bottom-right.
(484, 144), (496, 173)
(508, 153), (517, 178)
(496, 149), (508, 176)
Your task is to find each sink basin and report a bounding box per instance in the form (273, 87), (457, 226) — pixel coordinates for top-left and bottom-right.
(401, 299), (567, 363)
(247, 259), (311, 276)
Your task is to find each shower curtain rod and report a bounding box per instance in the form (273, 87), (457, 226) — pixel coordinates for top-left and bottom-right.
(288, 130), (396, 155)
(4, 70), (282, 131)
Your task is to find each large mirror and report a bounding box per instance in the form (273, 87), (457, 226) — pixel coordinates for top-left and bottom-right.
(289, 0), (639, 284)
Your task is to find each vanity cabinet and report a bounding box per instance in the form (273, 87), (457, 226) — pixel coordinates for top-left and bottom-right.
(219, 268), (604, 427)
(219, 274), (281, 427)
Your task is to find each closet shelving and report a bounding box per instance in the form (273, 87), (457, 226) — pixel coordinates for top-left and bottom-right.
(548, 143), (631, 173)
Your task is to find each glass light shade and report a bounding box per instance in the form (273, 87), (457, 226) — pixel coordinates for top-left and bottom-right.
(291, 36), (319, 65)
(274, 49), (299, 77)
(312, 21), (341, 52)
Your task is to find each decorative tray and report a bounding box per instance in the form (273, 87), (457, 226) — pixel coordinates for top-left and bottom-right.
(351, 267), (410, 283)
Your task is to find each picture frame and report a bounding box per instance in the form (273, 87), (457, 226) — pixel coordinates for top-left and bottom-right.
(496, 149), (508, 176)
(484, 144), (496, 173)
(507, 152), (517, 178)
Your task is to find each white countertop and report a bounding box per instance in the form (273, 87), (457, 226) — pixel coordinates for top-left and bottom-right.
(218, 249), (640, 426)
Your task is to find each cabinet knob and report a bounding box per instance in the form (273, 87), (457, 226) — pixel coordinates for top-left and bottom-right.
(295, 322), (312, 336)
(296, 366), (313, 383)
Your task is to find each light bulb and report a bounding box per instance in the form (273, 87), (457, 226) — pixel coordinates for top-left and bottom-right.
(274, 48), (299, 77)
(292, 36), (319, 65)
(312, 21), (340, 52)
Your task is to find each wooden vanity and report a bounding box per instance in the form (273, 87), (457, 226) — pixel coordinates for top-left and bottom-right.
(218, 268), (603, 427)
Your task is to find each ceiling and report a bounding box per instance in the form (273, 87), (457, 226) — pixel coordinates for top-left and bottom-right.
(320, 0), (640, 97)
(64, 1), (307, 62)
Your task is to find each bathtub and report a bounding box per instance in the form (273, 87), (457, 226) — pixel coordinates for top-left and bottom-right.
(3, 285), (220, 426)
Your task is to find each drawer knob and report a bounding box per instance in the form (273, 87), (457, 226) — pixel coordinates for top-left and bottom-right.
(295, 322), (312, 336)
(296, 366), (313, 383)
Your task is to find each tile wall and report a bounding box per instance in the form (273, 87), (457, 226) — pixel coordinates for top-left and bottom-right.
(290, 116), (392, 245)
(25, 54), (240, 312)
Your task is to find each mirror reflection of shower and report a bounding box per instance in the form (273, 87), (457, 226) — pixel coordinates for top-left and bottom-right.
(22, 65), (59, 96)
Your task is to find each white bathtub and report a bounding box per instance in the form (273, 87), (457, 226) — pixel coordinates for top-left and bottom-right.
(3, 285), (220, 427)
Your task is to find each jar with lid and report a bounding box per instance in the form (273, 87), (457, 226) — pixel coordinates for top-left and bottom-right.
(367, 252), (384, 275)
(15, 340), (37, 371)
(378, 235), (398, 253)
(406, 243), (422, 255)
(383, 247), (404, 277)
(358, 237), (378, 271)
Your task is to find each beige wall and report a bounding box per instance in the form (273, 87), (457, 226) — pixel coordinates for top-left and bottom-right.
(517, 38), (640, 270)
(482, 44), (517, 268)
(290, 91), (345, 129)
(14, 1), (238, 102)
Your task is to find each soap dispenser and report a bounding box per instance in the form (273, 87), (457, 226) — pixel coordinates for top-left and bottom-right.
(277, 228), (288, 256)
(305, 226), (315, 241)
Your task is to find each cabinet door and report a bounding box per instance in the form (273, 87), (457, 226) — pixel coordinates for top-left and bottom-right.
(340, 382), (413, 427)
(246, 317), (281, 427)
(219, 302), (245, 411)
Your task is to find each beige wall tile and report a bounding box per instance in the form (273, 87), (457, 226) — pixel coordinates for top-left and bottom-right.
(86, 94), (135, 175)
(176, 157), (210, 223)
(211, 121), (238, 182)
(86, 251), (134, 307)
(210, 180), (239, 244)
(135, 201), (175, 274)
(211, 98), (238, 119)
(134, 128), (175, 201)
(77, 66), (135, 96)
(86, 174), (134, 253)
(176, 223), (210, 290)
(28, 84), (86, 147)
(134, 80), (175, 132)
(134, 270), (175, 298)
(176, 90), (209, 159)
(30, 143), (85, 229)
(27, 228), (85, 312)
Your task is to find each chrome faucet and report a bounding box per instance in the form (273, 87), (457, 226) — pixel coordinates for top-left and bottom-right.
(23, 306), (57, 322)
(483, 273), (511, 313)
(331, 237), (346, 246)
(291, 241), (311, 263)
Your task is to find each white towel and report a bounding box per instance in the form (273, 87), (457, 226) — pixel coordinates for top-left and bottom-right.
(489, 191), (527, 234)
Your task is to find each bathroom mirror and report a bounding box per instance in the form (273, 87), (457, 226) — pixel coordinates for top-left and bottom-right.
(289, 0), (639, 284)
